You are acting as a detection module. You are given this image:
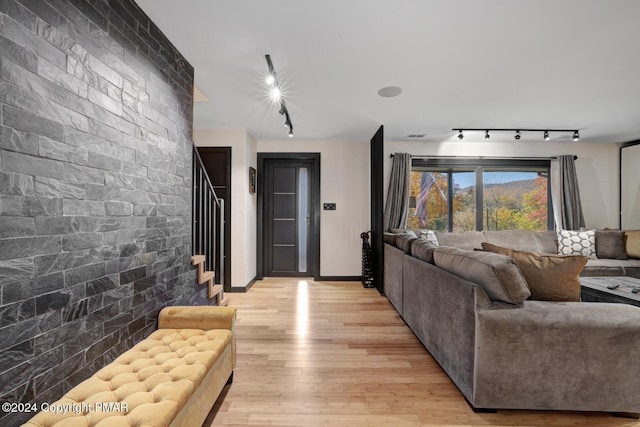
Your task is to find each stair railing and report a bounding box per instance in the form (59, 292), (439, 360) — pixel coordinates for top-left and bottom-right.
(192, 146), (224, 286)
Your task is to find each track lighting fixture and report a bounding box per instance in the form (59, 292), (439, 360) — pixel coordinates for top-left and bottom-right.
(452, 128), (581, 142)
(265, 54), (293, 138)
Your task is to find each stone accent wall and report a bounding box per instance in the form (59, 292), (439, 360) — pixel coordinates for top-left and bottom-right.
(0, 1), (204, 424)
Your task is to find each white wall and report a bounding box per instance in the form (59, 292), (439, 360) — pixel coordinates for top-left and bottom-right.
(258, 140), (370, 277)
(385, 140), (621, 229)
(193, 129), (257, 288)
(245, 133), (258, 282)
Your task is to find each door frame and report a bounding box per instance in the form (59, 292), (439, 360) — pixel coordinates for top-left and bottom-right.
(257, 153), (321, 280)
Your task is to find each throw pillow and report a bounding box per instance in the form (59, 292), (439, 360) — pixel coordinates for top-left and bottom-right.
(411, 239), (438, 264)
(625, 230), (640, 259)
(390, 228), (418, 238)
(510, 250), (587, 302)
(595, 230), (628, 260)
(557, 229), (596, 259)
(417, 229), (439, 246)
(395, 234), (417, 253)
(433, 246), (530, 305)
(481, 242), (513, 256)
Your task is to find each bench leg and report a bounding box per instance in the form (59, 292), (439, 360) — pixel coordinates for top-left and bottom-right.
(225, 372), (233, 386)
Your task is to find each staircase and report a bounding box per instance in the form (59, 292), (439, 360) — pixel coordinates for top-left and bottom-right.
(192, 146), (228, 306)
(191, 255), (229, 306)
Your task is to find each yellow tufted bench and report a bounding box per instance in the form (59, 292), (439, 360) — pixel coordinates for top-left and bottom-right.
(22, 306), (236, 427)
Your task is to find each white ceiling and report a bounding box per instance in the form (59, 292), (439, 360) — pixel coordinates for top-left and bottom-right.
(137, 0), (640, 144)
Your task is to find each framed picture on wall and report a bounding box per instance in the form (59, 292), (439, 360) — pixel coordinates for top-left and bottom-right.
(249, 167), (256, 193)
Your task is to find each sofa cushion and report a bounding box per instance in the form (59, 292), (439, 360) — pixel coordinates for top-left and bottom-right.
(595, 230), (628, 259)
(582, 258), (640, 277)
(557, 229), (596, 259)
(435, 231), (486, 251)
(433, 246), (530, 304)
(626, 230), (640, 259)
(396, 234), (417, 253)
(510, 250), (586, 302)
(411, 239), (438, 264)
(483, 230), (556, 253)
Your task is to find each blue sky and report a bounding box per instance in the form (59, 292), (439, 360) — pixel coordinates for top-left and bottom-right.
(454, 171), (538, 189)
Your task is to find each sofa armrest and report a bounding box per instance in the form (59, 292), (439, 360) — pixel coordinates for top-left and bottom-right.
(158, 306), (236, 330)
(474, 301), (640, 412)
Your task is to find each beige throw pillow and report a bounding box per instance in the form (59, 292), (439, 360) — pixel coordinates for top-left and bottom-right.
(482, 242), (587, 302)
(625, 230), (640, 259)
(510, 250), (586, 302)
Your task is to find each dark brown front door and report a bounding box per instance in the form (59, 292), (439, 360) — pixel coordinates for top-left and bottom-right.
(264, 159), (314, 277)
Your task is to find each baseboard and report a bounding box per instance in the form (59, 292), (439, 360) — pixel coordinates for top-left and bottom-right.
(316, 276), (362, 282)
(226, 277), (258, 293)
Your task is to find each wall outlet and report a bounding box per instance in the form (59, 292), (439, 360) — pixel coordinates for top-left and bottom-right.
(323, 203), (336, 210)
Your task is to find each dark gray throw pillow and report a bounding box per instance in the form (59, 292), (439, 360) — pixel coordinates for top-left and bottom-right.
(433, 246), (531, 305)
(595, 230), (628, 260)
(411, 239), (438, 264)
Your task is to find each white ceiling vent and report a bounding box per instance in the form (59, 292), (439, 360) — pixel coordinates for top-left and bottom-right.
(407, 134), (426, 138)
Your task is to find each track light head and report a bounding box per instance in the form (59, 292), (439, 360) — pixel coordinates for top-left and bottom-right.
(265, 54), (294, 138)
(270, 87), (282, 102)
(451, 128), (581, 142)
(265, 73), (276, 87)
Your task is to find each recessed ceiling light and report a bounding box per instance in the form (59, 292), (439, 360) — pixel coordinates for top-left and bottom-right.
(377, 86), (402, 98)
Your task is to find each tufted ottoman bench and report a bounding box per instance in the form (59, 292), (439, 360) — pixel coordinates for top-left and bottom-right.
(22, 306), (236, 427)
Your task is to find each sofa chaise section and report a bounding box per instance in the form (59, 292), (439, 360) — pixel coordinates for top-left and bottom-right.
(386, 230), (640, 415)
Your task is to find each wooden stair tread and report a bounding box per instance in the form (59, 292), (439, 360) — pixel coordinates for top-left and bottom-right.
(208, 284), (224, 300)
(200, 271), (214, 283)
(219, 295), (230, 306)
(191, 255), (206, 265)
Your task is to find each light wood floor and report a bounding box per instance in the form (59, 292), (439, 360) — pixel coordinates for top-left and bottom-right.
(206, 279), (640, 427)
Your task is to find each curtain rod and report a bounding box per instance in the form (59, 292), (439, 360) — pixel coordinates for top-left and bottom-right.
(389, 154), (578, 160)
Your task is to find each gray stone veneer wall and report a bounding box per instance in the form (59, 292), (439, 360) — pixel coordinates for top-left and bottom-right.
(0, 1), (206, 424)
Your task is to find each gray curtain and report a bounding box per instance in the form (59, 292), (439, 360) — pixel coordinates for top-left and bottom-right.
(384, 153), (411, 230)
(550, 155), (585, 230)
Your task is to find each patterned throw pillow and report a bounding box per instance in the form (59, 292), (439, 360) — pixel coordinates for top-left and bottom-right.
(417, 229), (439, 246)
(557, 229), (596, 259)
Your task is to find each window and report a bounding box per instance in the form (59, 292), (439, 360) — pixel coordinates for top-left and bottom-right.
(408, 159), (552, 232)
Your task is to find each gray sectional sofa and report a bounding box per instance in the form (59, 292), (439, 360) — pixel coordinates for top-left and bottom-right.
(384, 229), (640, 415)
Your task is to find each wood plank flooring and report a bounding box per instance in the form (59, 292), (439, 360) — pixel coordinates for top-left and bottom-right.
(205, 278), (639, 427)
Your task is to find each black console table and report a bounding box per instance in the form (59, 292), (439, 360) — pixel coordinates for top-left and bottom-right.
(580, 276), (640, 308)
